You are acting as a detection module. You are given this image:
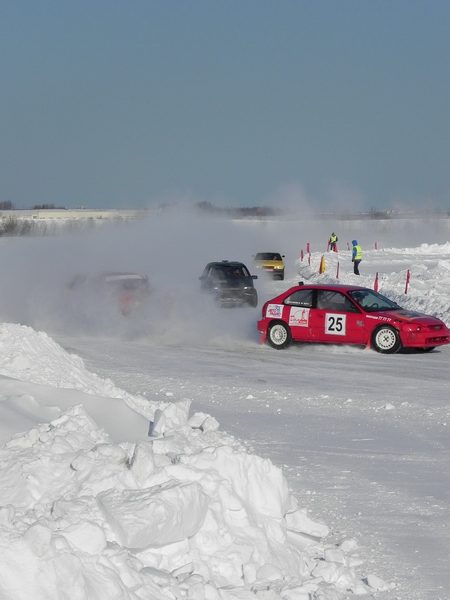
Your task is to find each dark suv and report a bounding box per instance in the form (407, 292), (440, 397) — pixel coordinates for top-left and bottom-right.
(199, 261), (258, 307)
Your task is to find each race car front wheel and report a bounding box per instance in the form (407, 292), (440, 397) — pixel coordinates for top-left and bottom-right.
(267, 322), (292, 349)
(248, 291), (258, 308)
(371, 325), (401, 354)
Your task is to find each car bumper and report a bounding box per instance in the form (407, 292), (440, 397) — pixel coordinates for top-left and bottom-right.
(218, 294), (254, 307)
(257, 319), (268, 343)
(209, 288), (256, 307)
(255, 266), (284, 278)
(399, 328), (450, 348)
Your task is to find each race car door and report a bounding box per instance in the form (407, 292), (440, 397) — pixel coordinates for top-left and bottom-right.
(282, 288), (315, 341)
(311, 289), (365, 344)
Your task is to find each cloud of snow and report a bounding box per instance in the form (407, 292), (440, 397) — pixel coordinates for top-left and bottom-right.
(0, 212), (449, 342)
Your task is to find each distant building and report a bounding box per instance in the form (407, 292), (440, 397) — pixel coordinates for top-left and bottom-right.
(0, 209), (148, 220)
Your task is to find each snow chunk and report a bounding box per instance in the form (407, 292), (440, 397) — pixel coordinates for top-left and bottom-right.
(58, 520), (107, 554)
(180, 445), (290, 520)
(365, 573), (395, 591)
(97, 480), (210, 549)
(128, 439), (156, 483)
(151, 399), (191, 436)
(338, 537), (358, 552)
(188, 411), (220, 432)
(285, 508), (329, 538)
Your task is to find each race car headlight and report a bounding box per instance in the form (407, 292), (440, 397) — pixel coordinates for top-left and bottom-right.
(404, 324), (421, 332)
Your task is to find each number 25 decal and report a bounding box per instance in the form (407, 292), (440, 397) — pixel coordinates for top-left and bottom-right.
(325, 314), (346, 335)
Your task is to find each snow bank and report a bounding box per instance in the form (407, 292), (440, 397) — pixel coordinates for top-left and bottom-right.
(297, 242), (450, 326)
(0, 323), (370, 599)
(0, 323), (137, 398)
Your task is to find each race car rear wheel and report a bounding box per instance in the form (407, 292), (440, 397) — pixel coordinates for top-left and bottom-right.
(371, 325), (401, 354)
(267, 321), (292, 349)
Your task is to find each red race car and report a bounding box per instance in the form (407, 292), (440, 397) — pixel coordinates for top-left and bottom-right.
(257, 283), (450, 354)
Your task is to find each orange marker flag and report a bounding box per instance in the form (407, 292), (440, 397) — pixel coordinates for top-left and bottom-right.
(319, 255), (325, 274)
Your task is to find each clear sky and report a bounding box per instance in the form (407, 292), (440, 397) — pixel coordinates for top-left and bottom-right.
(1, 1), (449, 212)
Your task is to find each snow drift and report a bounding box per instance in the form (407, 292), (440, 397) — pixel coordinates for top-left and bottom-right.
(0, 323), (371, 599)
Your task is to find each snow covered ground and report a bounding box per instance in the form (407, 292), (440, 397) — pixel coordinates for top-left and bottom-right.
(1, 214), (450, 599)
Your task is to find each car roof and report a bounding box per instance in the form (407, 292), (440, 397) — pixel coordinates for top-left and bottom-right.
(287, 283), (369, 293)
(100, 272), (146, 281)
(207, 261), (247, 268)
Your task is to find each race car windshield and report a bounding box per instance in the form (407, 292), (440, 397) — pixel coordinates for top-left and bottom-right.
(115, 279), (148, 291)
(255, 253), (281, 261)
(219, 266), (249, 278)
(103, 277), (148, 291)
(348, 289), (402, 312)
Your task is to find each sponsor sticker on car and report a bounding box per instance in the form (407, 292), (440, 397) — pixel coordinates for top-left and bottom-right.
(266, 304), (283, 318)
(289, 307), (309, 327)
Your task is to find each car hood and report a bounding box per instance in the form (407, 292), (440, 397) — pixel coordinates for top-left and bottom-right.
(254, 260), (283, 267)
(369, 309), (446, 326)
(218, 279), (254, 289)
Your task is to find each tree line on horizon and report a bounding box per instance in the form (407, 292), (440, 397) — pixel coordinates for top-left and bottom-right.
(0, 200), (448, 237)
(0, 202), (67, 210)
(193, 201), (282, 218)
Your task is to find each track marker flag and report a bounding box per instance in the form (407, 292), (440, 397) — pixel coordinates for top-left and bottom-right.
(336, 262), (339, 279)
(404, 270), (410, 294)
(300, 249), (304, 261)
(374, 272), (379, 292)
(319, 255), (325, 274)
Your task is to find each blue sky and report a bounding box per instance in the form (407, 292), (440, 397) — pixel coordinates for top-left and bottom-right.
(1, 1), (449, 211)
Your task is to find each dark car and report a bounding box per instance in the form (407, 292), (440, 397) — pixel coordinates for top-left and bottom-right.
(257, 282), (450, 353)
(200, 261), (258, 307)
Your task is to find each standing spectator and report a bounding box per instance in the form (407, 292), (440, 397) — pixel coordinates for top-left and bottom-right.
(352, 240), (362, 275)
(329, 232), (338, 252)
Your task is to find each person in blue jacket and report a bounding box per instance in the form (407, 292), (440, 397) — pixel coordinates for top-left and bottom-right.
(352, 240), (362, 275)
